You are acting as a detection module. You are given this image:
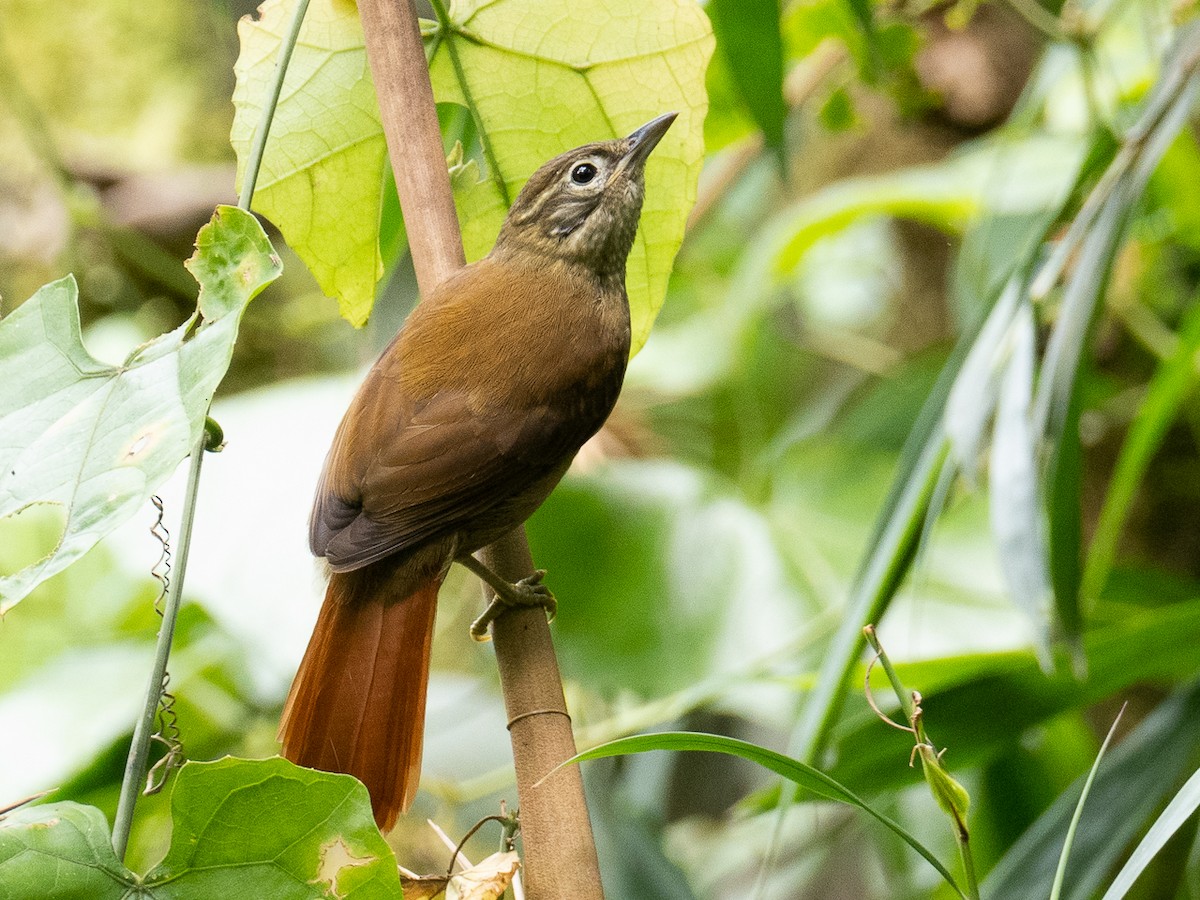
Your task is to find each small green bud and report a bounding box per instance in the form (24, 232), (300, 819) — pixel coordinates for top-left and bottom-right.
(203, 417), (225, 453)
(915, 743), (970, 831)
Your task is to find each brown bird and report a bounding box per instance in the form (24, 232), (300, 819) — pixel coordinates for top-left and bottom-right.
(279, 113), (677, 830)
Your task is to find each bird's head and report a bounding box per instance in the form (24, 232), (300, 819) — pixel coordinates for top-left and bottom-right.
(493, 113), (677, 277)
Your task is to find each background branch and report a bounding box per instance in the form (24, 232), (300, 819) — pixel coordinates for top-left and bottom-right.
(354, 0), (604, 895)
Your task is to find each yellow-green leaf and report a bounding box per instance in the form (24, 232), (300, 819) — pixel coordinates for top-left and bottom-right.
(231, 0), (387, 327)
(231, 0), (713, 352)
(429, 0), (712, 351)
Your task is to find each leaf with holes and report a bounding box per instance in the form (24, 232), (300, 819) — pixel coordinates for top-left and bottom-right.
(0, 206), (281, 612)
(231, 0), (712, 350)
(143, 758), (399, 898)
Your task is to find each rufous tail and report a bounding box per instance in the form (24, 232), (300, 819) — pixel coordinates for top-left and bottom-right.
(279, 566), (440, 831)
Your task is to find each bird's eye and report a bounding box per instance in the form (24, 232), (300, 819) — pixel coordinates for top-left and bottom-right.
(570, 163), (598, 185)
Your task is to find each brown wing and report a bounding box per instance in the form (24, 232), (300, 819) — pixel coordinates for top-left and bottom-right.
(311, 390), (592, 572)
(310, 258), (629, 573)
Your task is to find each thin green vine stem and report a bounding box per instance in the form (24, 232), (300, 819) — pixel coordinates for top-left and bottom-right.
(239, 0), (313, 209)
(862, 625), (918, 731)
(110, 0), (310, 862)
(111, 433), (206, 861)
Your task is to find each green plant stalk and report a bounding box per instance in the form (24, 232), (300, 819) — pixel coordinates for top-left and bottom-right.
(957, 838), (980, 900)
(111, 432), (206, 861)
(863, 624), (918, 728)
(926, 751), (980, 900)
(865, 626), (980, 900)
(110, 0), (308, 861)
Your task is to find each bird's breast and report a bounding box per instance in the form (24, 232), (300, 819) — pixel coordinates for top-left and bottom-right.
(419, 257), (630, 419)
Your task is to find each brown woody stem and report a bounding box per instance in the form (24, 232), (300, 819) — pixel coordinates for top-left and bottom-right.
(480, 532), (605, 895)
(354, 1), (604, 896)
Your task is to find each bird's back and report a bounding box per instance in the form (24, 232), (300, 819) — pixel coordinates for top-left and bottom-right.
(310, 252), (631, 573)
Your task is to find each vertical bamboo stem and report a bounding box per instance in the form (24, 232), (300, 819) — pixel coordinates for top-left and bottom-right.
(354, 1), (603, 895)
(481, 533), (607, 896)
(356, 0), (464, 287)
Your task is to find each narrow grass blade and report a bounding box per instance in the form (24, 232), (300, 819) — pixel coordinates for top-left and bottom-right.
(984, 683), (1200, 900)
(565, 731), (969, 899)
(1046, 366), (1085, 653)
(945, 278), (1019, 485)
(1035, 176), (1142, 446)
(1099, 765), (1200, 900)
(1050, 706), (1126, 900)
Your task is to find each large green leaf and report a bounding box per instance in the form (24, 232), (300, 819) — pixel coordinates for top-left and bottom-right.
(0, 207), (281, 611)
(0, 759), (400, 900)
(145, 758), (400, 899)
(428, 0), (711, 355)
(232, 0), (713, 351)
(231, 0), (387, 327)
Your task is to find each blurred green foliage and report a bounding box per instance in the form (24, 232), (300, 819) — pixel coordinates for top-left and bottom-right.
(3, 0), (1200, 897)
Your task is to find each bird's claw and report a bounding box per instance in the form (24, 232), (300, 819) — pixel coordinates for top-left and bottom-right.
(516, 570), (558, 624)
(470, 569), (557, 641)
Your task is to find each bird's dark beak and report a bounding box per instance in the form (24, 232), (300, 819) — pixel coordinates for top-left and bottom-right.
(622, 112), (678, 168)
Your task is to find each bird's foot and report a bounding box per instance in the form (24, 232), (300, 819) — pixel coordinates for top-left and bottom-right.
(470, 569), (557, 641)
